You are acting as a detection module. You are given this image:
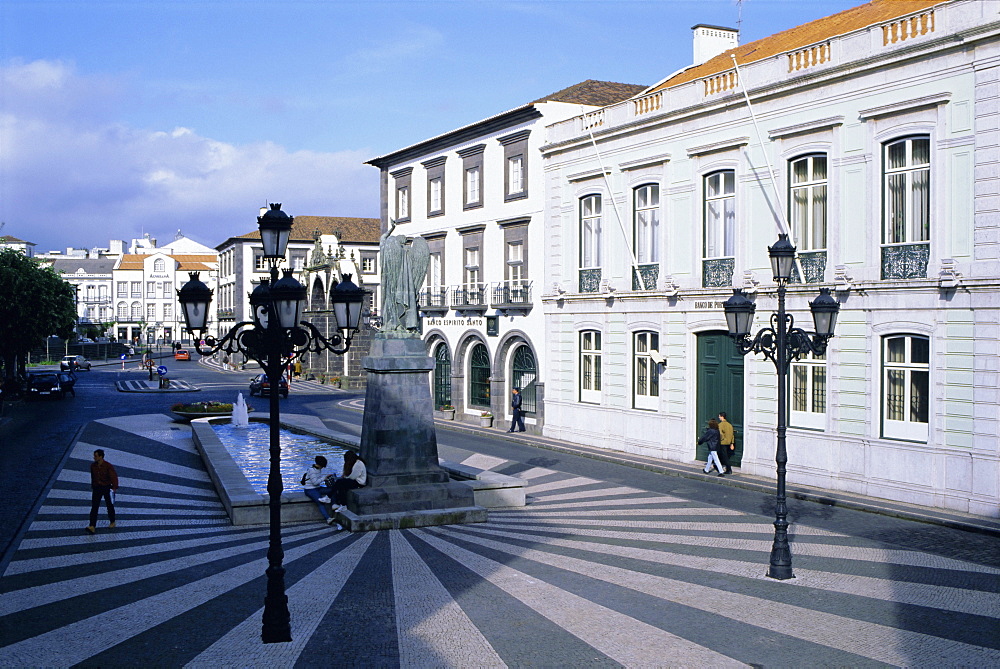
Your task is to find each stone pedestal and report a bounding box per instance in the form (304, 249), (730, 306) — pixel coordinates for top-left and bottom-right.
(343, 333), (486, 531)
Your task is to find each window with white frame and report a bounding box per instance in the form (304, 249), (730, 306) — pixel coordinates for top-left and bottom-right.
(361, 256), (376, 274)
(428, 252), (443, 288)
(465, 167), (480, 206)
(429, 177), (442, 213)
(397, 185), (410, 220)
(884, 136), (930, 246)
(790, 351), (826, 430)
(507, 241), (523, 285)
(464, 247), (480, 288)
(634, 184), (660, 263)
(162, 281), (171, 297)
(131, 302), (142, 319)
(790, 155), (827, 251)
(153, 258), (165, 272)
(704, 171), (735, 259)
(117, 281), (127, 297)
(508, 156), (524, 195)
(146, 281), (156, 297)
(882, 335), (929, 441)
(117, 302), (127, 319)
(580, 330), (602, 404)
(131, 281), (141, 297)
(163, 303), (173, 320)
(633, 331), (660, 410)
(580, 194), (602, 270)
(254, 253), (268, 272)
(147, 303), (156, 320)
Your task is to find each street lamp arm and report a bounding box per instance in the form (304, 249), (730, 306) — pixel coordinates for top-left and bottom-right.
(733, 312), (832, 373)
(293, 320), (352, 357)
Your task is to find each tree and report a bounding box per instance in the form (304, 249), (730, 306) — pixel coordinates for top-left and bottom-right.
(0, 249), (77, 381)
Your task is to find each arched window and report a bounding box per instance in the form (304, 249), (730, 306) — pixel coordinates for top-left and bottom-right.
(131, 302), (142, 319)
(153, 258), (165, 272)
(511, 346), (537, 414)
(311, 278), (325, 310)
(468, 343), (490, 408)
(633, 331), (660, 410)
(117, 302), (128, 320)
(579, 330), (602, 404)
(882, 334), (929, 441)
(434, 343), (452, 409)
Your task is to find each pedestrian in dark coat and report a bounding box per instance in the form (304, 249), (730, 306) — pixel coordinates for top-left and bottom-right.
(86, 449), (119, 534)
(508, 388), (525, 433)
(698, 419), (726, 476)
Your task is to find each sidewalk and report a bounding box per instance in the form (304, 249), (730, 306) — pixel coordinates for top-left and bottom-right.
(0, 411), (997, 667)
(433, 418), (1000, 539)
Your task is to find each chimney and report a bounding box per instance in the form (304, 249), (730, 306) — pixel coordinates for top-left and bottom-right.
(692, 24), (739, 66)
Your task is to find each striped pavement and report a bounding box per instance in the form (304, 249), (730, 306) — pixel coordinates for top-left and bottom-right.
(1, 413), (998, 667)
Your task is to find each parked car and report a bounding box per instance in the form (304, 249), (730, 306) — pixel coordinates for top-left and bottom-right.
(26, 372), (72, 399)
(77, 337), (94, 344)
(249, 373), (289, 398)
(60, 355), (92, 371)
(174, 349), (191, 361)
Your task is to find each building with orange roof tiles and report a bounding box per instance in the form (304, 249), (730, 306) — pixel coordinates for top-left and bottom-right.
(539, 0), (999, 516)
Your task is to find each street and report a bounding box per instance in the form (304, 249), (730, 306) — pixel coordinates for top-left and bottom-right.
(0, 358), (998, 667)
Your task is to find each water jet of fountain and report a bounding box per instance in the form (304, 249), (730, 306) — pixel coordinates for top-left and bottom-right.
(232, 392), (250, 428)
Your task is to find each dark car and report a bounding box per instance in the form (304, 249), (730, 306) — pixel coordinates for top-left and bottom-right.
(249, 373), (289, 398)
(60, 355), (92, 371)
(26, 372), (72, 399)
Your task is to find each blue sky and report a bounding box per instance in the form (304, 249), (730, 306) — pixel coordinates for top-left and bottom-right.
(1, 0), (862, 252)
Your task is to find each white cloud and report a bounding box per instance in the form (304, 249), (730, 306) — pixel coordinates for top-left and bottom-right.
(0, 59), (379, 252)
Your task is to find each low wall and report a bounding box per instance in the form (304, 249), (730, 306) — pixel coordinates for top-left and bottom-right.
(191, 414), (525, 526)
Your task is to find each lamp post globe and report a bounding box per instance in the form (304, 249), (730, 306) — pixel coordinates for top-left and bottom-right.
(809, 287), (840, 338)
(269, 270), (307, 330)
(723, 289), (756, 338)
(330, 274), (366, 334)
(768, 234), (797, 283)
(249, 279), (272, 329)
(257, 203), (294, 260)
(177, 272), (213, 334)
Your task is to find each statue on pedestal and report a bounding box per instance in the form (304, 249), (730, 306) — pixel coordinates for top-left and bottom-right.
(379, 220), (429, 334)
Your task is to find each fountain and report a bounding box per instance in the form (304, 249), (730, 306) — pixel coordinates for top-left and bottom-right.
(232, 392), (250, 428)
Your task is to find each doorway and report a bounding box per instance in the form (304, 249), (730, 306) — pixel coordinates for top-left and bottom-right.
(696, 331), (744, 466)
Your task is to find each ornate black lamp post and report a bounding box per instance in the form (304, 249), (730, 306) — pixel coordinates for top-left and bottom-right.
(177, 203), (365, 643)
(723, 233), (840, 580)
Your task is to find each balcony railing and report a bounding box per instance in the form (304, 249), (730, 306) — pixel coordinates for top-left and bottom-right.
(579, 269), (602, 293)
(702, 258), (735, 288)
(631, 264), (659, 290)
(882, 243), (929, 280)
(419, 287), (449, 312)
(491, 282), (532, 309)
(790, 251), (827, 284)
(450, 284), (488, 310)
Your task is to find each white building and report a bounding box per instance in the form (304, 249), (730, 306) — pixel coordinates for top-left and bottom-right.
(539, 0), (999, 516)
(50, 258), (117, 336)
(366, 80), (646, 429)
(112, 252), (218, 344)
(215, 213), (380, 375)
(0, 234), (36, 257)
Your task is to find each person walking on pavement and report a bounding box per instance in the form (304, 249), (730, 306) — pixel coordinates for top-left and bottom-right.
(698, 419), (726, 477)
(718, 412), (735, 475)
(508, 388), (526, 433)
(86, 449), (119, 534)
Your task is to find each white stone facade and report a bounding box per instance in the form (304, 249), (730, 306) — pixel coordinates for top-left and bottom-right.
(540, 0), (999, 516)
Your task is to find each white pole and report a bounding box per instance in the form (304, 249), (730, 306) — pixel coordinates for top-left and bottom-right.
(581, 107), (643, 288)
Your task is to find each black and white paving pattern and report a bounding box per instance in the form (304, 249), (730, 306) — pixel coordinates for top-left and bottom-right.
(1, 414), (998, 667)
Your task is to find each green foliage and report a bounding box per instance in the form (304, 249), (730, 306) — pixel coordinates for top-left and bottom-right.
(0, 249), (78, 378)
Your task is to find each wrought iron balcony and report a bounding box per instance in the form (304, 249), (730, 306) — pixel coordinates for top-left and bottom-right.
(579, 268), (602, 293)
(882, 243), (929, 280)
(450, 284), (488, 311)
(419, 287), (449, 313)
(631, 264), (659, 290)
(790, 251), (827, 284)
(491, 281), (532, 310)
(702, 258), (735, 288)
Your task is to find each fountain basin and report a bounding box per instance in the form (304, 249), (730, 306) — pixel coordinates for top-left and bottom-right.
(190, 413), (525, 527)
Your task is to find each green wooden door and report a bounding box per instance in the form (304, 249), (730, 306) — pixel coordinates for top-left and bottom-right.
(695, 332), (744, 465)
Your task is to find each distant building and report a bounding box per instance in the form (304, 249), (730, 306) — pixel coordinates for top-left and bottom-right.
(366, 79), (646, 429)
(0, 235), (36, 257)
(215, 212), (380, 377)
(50, 258), (117, 336)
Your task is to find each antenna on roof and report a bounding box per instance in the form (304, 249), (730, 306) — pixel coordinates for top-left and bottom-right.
(736, 0), (744, 35)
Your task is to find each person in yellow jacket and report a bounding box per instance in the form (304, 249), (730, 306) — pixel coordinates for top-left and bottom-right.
(718, 412), (734, 475)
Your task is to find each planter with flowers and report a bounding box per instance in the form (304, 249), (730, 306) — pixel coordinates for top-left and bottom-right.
(478, 411), (494, 428)
(170, 401), (253, 422)
(436, 405), (455, 420)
